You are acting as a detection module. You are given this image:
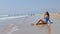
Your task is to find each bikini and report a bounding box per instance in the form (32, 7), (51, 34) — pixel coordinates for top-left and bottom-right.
(44, 16), (49, 23)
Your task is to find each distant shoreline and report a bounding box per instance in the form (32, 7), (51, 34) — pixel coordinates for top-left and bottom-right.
(35, 13), (60, 19)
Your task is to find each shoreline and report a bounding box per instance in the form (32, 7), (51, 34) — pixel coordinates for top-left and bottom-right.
(35, 13), (60, 19)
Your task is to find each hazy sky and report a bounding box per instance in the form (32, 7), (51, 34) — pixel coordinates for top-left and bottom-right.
(0, 0), (60, 15)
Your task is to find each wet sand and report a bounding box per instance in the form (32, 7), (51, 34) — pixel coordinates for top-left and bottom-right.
(0, 13), (60, 34)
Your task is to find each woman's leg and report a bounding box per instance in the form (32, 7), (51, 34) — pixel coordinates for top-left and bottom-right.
(36, 19), (47, 25)
(36, 19), (44, 25)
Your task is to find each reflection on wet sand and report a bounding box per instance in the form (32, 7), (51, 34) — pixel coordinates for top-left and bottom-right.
(47, 25), (51, 34)
(36, 24), (51, 34)
(0, 24), (19, 34)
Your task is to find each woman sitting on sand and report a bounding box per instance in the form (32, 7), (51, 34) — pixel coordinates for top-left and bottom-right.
(36, 11), (50, 25)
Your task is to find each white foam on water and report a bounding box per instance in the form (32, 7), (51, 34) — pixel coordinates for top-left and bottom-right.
(0, 15), (8, 17)
(0, 15), (28, 20)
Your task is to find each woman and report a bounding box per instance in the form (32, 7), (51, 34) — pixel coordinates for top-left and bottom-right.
(36, 11), (50, 25)
(44, 11), (50, 23)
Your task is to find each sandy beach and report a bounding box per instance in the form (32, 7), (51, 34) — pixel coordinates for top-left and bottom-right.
(0, 13), (60, 34)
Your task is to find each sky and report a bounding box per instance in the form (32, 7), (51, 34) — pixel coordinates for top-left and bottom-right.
(0, 0), (60, 15)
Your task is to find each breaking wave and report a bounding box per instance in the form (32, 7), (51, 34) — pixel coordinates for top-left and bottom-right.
(0, 15), (28, 20)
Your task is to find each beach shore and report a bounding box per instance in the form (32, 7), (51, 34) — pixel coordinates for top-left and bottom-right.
(0, 13), (60, 34)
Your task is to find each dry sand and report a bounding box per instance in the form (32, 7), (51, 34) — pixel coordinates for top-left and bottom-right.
(36, 13), (60, 19)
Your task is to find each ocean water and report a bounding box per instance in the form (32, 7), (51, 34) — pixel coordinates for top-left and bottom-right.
(0, 14), (60, 34)
(0, 14), (36, 28)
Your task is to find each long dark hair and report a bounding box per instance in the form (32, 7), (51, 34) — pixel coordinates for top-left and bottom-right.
(45, 11), (50, 19)
(46, 12), (49, 16)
